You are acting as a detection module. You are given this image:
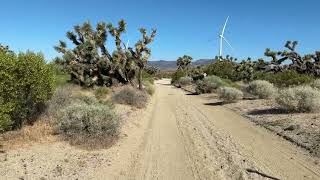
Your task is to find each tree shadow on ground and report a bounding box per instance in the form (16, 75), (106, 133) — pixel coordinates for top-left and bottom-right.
(248, 108), (291, 115)
(203, 102), (224, 106)
(186, 93), (198, 96)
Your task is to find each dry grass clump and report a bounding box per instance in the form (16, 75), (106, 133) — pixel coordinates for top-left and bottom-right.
(0, 119), (55, 150)
(246, 80), (277, 99)
(94, 86), (110, 99)
(143, 81), (155, 95)
(218, 87), (243, 103)
(112, 87), (148, 108)
(276, 85), (320, 112)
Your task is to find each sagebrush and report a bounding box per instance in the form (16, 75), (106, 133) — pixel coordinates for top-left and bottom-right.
(246, 80), (276, 99)
(58, 98), (119, 148)
(177, 77), (193, 86)
(276, 86), (320, 112)
(218, 87), (243, 103)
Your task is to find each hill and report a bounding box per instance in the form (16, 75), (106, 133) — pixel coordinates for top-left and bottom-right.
(148, 59), (215, 70)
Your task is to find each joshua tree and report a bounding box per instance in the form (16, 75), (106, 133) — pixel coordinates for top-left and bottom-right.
(177, 55), (192, 71)
(0, 44), (13, 54)
(128, 28), (157, 90)
(54, 20), (156, 88)
(264, 41), (320, 76)
(236, 58), (254, 81)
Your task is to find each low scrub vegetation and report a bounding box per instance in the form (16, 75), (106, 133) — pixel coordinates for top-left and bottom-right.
(254, 70), (314, 87)
(177, 76), (193, 87)
(57, 96), (119, 148)
(311, 79), (320, 90)
(143, 81), (155, 95)
(171, 69), (187, 85)
(112, 87), (148, 108)
(246, 80), (276, 99)
(276, 86), (320, 112)
(94, 86), (110, 99)
(195, 75), (237, 94)
(218, 87), (243, 103)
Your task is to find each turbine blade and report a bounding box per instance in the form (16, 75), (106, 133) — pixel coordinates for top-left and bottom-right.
(221, 16), (229, 36)
(222, 37), (234, 50)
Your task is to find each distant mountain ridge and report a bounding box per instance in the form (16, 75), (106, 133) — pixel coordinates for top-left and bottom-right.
(148, 59), (215, 70)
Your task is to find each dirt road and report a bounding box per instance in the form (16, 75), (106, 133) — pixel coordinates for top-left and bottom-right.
(1, 79), (320, 179)
(115, 79), (320, 180)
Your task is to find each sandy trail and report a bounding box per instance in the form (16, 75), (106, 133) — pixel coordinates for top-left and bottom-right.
(116, 79), (320, 180)
(1, 79), (320, 180)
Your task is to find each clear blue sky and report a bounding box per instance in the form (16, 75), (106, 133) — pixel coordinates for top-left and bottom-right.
(0, 0), (319, 61)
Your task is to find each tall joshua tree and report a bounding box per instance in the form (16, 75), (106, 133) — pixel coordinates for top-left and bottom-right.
(54, 20), (156, 88)
(177, 55), (192, 72)
(128, 28), (157, 90)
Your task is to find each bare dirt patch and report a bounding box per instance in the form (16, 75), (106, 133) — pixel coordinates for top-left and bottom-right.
(181, 84), (320, 158)
(222, 98), (320, 158)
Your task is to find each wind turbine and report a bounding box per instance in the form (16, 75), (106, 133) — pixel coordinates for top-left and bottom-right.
(219, 16), (233, 58)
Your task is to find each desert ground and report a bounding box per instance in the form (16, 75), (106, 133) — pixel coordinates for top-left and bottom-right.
(1, 79), (320, 180)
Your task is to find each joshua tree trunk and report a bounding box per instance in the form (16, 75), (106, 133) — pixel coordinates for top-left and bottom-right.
(138, 67), (143, 90)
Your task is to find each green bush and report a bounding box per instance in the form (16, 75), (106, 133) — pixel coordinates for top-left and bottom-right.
(171, 69), (187, 84)
(254, 70), (314, 87)
(203, 60), (238, 81)
(57, 99), (119, 146)
(276, 86), (320, 112)
(0, 51), (55, 131)
(218, 87), (243, 103)
(246, 80), (276, 99)
(142, 70), (155, 84)
(195, 75), (236, 94)
(112, 87), (148, 108)
(94, 86), (110, 99)
(177, 76), (193, 86)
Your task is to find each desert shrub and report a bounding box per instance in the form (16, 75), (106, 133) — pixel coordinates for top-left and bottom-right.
(94, 86), (110, 99)
(171, 69), (187, 84)
(0, 98), (12, 132)
(45, 86), (73, 118)
(142, 70), (155, 84)
(276, 86), (320, 112)
(254, 70), (314, 87)
(311, 79), (320, 90)
(177, 76), (193, 86)
(246, 80), (276, 99)
(195, 75), (234, 94)
(0, 51), (55, 130)
(112, 87), (148, 108)
(58, 101), (119, 147)
(218, 87), (243, 103)
(203, 60), (238, 81)
(143, 81), (155, 95)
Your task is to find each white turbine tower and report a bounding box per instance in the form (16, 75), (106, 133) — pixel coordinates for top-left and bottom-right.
(219, 16), (233, 58)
